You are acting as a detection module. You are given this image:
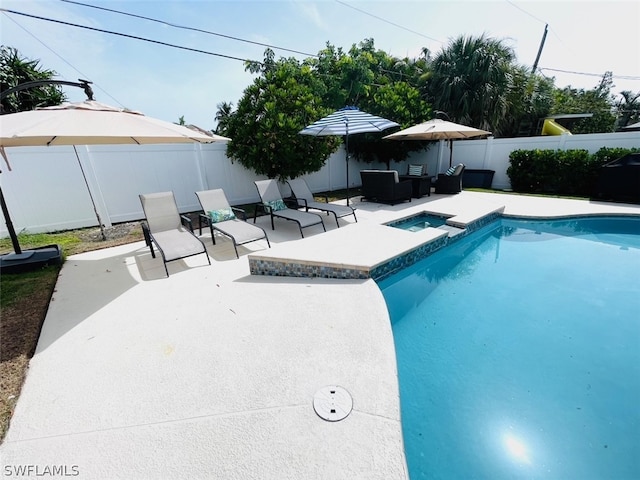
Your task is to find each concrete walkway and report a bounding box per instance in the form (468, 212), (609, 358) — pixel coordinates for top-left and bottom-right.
(1, 192), (638, 479)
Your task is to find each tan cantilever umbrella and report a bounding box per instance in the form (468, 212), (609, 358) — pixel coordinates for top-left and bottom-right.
(383, 118), (491, 167)
(0, 100), (230, 272)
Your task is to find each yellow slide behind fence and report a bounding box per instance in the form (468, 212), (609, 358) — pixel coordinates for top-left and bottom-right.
(542, 118), (572, 135)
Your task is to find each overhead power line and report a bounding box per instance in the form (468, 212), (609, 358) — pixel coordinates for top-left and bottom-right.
(334, 0), (443, 44)
(60, 0), (318, 58)
(540, 67), (640, 81)
(0, 8), (262, 65)
(2, 11), (125, 106)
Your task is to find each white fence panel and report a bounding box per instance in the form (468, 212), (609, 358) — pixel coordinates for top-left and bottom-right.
(1, 146), (98, 234)
(1, 131), (638, 237)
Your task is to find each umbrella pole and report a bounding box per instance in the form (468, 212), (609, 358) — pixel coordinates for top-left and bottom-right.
(73, 146), (107, 241)
(345, 133), (350, 206)
(0, 184), (22, 254)
(449, 139), (453, 168)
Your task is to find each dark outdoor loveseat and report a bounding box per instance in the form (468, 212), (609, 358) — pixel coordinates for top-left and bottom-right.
(360, 170), (412, 205)
(434, 163), (466, 194)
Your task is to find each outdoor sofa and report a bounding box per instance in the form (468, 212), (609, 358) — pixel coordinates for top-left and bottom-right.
(359, 170), (412, 205)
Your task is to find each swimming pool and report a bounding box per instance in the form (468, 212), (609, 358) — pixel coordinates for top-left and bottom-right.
(378, 216), (640, 480)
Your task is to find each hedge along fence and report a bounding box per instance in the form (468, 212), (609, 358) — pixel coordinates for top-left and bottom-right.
(507, 147), (640, 197)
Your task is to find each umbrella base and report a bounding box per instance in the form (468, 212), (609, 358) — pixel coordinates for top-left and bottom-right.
(0, 244), (63, 274)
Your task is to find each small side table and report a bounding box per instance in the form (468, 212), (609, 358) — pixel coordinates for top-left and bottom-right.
(399, 175), (431, 198)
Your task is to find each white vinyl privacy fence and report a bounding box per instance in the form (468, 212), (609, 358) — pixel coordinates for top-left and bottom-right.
(1, 131), (638, 236)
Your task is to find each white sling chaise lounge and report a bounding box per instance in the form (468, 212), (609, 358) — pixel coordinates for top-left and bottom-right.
(287, 178), (357, 228)
(195, 188), (270, 258)
(253, 179), (325, 238)
(139, 191), (210, 277)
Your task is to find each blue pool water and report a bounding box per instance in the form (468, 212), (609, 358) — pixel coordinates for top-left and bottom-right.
(378, 217), (640, 480)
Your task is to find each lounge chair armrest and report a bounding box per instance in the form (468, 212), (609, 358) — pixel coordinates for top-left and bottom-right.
(231, 206), (247, 221)
(284, 197), (299, 209)
(180, 214), (194, 232)
(295, 198), (308, 208)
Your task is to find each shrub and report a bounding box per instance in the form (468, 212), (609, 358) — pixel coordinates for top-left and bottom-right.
(507, 147), (639, 197)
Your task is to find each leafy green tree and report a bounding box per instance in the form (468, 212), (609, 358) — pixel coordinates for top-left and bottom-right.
(0, 46), (65, 113)
(428, 34), (516, 134)
(308, 39), (433, 168)
(550, 72), (616, 133)
(223, 50), (338, 180)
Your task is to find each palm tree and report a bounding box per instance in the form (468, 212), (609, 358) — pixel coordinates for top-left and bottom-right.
(429, 34), (515, 134)
(615, 90), (640, 129)
(214, 101), (234, 135)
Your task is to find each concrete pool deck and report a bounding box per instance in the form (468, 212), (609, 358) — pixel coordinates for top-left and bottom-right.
(1, 191), (639, 479)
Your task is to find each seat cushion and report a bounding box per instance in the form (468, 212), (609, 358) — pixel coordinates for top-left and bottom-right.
(151, 228), (206, 262)
(273, 208), (323, 228)
(214, 219), (266, 244)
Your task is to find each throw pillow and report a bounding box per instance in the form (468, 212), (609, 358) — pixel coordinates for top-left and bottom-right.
(208, 208), (236, 223)
(408, 164), (424, 176)
(453, 164), (465, 176)
(445, 166), (457, 176)
(264, 199), (287, 212)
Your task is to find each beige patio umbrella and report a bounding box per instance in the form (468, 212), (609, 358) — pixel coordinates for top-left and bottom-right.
(0, 100), (229, 272)
(383, 118), (491, 168)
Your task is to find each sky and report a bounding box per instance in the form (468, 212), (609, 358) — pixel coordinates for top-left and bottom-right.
(1, 0), (639, 130)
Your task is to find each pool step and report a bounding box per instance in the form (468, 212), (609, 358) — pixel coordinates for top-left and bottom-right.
(439, 224), (466, 237)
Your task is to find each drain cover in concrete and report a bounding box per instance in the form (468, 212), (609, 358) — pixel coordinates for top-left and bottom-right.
(313, 385), (352, 422)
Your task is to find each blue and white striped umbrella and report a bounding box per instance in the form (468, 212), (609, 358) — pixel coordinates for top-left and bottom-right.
(299, 106), (399, 137)
(299, 106), (399, 205)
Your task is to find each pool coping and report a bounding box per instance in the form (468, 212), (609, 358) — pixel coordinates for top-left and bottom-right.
(248, 206), (505, 281)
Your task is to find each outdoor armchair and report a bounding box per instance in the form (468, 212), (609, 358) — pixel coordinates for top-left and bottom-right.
(286, 178), (357, 228)
(139, 191), (211, 277)
(195, 189), (270, 258)
(253, 179), (326, 238)
(434, 163), (466, 194)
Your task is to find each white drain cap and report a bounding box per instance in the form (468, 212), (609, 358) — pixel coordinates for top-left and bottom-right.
(313, 385), (353, 422)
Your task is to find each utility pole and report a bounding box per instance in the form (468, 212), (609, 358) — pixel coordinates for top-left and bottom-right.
(532, 24), (548, 75)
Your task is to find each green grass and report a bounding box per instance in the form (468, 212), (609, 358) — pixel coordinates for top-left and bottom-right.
(0, 231), (80, 257)
(0, 266), (60, 309)
(465, 187), (590, 201)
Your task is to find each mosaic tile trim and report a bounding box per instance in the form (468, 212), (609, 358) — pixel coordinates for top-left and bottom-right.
(249, 258), (370, 279)
(370, 235), (449, 282)
(249, 211), (503, 281)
